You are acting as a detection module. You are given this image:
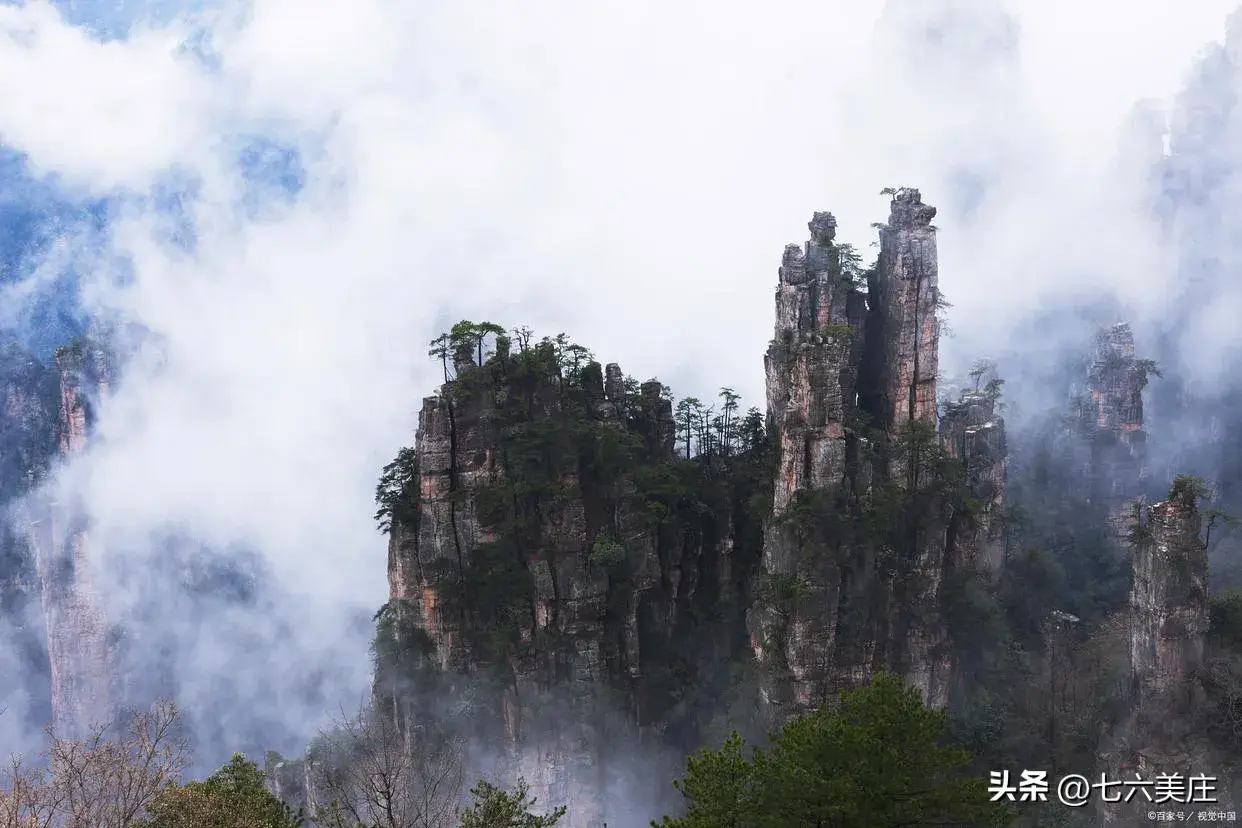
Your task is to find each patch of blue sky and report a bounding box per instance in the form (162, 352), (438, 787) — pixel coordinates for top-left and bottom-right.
(0, 0), (307, 355)
(43, 0), (209, 43)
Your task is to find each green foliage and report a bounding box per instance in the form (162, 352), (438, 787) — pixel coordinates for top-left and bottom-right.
(674, 397), (703, 459)
(588, 534), (626, 568)
(1132, 358), (1162, 389)
(371, 321), (773, 747)
(434, 538), (534, 661)
(777, 487), (848, 546)
(448, 320), (508, 367)
(656, 732), (754, 828)
(459, 778), (566, 828)
(370, 598), (437, 704)
(835, 243), (870, 291)
(752, 572), (810, 613)
(374, 447), (419, 534)
(968, 359), (993, 390)
(854, 419), (973, 585)
(819, 322), (853, 340)
(1170, 473), (1211, 505)
(942, 568), (1010, 659)
(138, 754), (304, 828)
(630, 459), (711, 525)
(657, 673), (1011, 828)
(738, 408), (765, 452)
(1125, 501), (1152, 547)
(999, 548), (1070, 647)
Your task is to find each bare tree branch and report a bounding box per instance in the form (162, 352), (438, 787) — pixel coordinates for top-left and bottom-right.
(0, 701), (187, 828)
(309, 702), (464, 828)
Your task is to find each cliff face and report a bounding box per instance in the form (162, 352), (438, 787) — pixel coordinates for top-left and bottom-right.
(748, 188), (1003, 723)
(0, 342), (59, 725)
(377, 192), (1021, 811)
(763, 211), (862, 514)
(355, 189), (1227, 827)
(872, 189), (941, 436)
(29, 340), (118, 737)
(1083, 323), (1149, 539)
(381, 338), (764, 825)
(1099, 483), (1222, 824)
(751, 210), (869, 719)
(1130, 493), (1208, 707)
(378, 193), (1007, 814)
(940, 384), (1006, 576)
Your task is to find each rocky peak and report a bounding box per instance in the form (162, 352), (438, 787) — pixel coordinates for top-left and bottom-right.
(750, 190), (978, 723)
(807, 210), (837, 245)
(0, 342), (58, 495)
(378, 333), (761, 826)
(873, 187), (939, 434)
(600, 362), (626, 422)
(1100, 479), (1219, 824)
(885, 186), (938, 229)
(637, 379), (675, 456)
(1129, 484), (1208, 708)
(52, 338), (111, 455)
(1088, 322), (1144, 432)
(1081, 322), (1149, 539)
(940, 383), (1007, 575)
(31, 337), (117, 738)
(0, 343), (59, 733)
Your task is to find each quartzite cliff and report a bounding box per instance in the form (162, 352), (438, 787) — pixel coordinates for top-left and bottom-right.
(1, 187), (1233, 827)
(0, 338), (118, 739)
(30, 341), (116, 738)
(377, 189), (1028, 818)
(749, 188), (1005, 722)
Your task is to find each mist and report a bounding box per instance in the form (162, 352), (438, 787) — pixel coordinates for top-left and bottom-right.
(2, 0), (1242, 789)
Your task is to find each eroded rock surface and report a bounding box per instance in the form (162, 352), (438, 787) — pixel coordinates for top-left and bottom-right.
(1099, 484), (1226, 825)
(29, 340), (118, 737)
(383, 344), (759, 826)
(749, 189), (985, 722)
(940, 382), (1007, 576)
(1085, 323), (1150, 538)
(0, 342), (59, 728)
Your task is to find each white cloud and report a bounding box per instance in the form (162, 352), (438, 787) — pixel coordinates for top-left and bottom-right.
(0, 2), (216, 191)
(1, 0), (1240, 758)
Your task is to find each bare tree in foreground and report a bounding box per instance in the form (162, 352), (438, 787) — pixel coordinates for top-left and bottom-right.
(309, 703), (464, 828)
(0, 701), (187, 828)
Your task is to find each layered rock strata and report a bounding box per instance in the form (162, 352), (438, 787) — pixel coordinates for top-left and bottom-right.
(0, 342), (59, 726)
(749, 188), (983, 722)
(1100, 483), (1222, 825)
(940, 383), (1007, 576)
(384, 344), (754, 826)
(873, 188), (940, 436)
(1084, 323), (1149, 538)
(29, 340), (117, 737)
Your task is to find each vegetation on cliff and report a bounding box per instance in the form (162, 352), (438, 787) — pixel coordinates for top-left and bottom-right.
(7, 199), (1242, 827)
(363, 317), (1228, 827)
(8, 313), (1242, 827)
(362, 319), (1053, 824)
(372, 320), (776, 748)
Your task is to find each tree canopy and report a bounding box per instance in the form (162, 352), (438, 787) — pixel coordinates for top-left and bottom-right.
(657, 672), (1011, 828)
(137, 753), (304, 828)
